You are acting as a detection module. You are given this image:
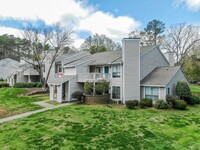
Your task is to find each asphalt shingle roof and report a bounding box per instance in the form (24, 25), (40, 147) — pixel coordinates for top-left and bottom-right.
(48, 75), (75, 85)
(141, 66), (181, 86)
(64, 45), (156, 67)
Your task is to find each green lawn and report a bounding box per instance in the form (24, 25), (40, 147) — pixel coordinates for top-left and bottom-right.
(0, 88), (48, 118)
(1, 104), (200, 149)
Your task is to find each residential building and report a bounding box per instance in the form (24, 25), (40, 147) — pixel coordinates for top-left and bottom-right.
(48, 38), (189, 103)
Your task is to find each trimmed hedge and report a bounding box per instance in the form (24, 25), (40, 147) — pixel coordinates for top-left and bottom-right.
(155, 99), (169, 109)
(176, 81), (191, 103)
(174, 100), (187, 110)
(0, 82), (9, 88)
(71, 91), (83, 101)
(14, 82), (43, 88)
(191, 95), (200, 104)
(140, 98), (153, 107)
(126, 100), (138, 109)
(166, 95), (176, 105)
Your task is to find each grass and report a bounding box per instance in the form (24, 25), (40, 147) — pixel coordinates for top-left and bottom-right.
(0, 88), (49, 118)
(0, 85), (200, 149)
(0, 104), (200, 149)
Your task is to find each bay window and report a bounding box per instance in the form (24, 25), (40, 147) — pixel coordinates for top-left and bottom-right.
(145, 87), (159, 100)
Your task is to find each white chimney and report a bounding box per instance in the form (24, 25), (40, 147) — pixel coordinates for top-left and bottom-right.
(166, 52), (174, 66)
(122, 38), (140, 103)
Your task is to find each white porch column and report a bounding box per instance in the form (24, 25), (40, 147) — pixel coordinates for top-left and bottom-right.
(50, 85), (54, 101)
(57, 84), (63, 103)
(28, 75), (31, 82)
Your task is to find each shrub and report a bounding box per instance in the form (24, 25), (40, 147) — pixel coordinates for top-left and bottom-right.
(155, 99), (169, 109)
(0, 78), (4, 81)
(176, 81), (191, 103)
(191, 95), (200, 104)
(0, 82), (9, 88)
(71, 91), (83, 101)
(166, 95), (176, 105)
(37, 82), (43, 88)
(95, 80), (109, 95)
(126, 100), (138, 109)
(140, 98), (153, 107)
(139, 100), (146, 108)
(14, 82), (38, 88)
(84, 81), (93, 95)
(174, 100), (187, 110)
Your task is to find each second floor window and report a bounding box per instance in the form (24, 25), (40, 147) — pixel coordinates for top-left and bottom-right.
(55, 63), (62, 73)
(112, 65), (120, 78)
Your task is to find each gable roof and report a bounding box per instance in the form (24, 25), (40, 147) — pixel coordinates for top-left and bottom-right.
(48, 75), (75, 85)
(141, 66), (181, 86)
(0, 58), (20, 79)
(64, 46), (157, 67)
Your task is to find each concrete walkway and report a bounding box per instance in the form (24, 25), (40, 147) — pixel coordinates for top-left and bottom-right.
(0, 101), (74, 124)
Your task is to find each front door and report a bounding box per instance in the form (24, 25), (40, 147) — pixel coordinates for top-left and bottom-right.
(104, 66), (109, 73)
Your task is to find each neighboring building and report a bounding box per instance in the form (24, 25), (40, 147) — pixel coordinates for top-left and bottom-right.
(3, 51), (90, 86)
(0, 58), (20, 85)
(48, 38), (189, 103)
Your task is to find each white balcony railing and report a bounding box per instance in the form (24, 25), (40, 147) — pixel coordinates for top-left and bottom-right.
(77, 73), (110, 82)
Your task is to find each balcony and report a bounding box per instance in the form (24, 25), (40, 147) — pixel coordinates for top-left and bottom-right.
(77, 73), (110, 82)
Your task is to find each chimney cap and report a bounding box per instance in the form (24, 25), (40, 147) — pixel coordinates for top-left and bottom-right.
(123, 37), (140, 40)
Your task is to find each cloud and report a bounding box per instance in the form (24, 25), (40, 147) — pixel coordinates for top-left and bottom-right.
(174, 0), (200, 11)
(0, 0), (140, 47)
(0, 26), (21, 37)
(78, 11), (140, 40)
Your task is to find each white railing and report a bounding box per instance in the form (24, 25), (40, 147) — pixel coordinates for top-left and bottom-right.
(77, 73), (110, 82)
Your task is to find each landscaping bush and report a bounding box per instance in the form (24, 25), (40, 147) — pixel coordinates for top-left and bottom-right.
(0, 78), (4, 81)
(191, 95), (200, 104)
(14, 82), (38, 88)
(139, 100), (146, 108)
(173, 100), (187, 110)
(166, 95), (176, 105)
(84, 81), (93, 95)
(176, 81), (191, 103)
(140, 98), (153, 107)
(71, 91), (83, 102)
(155, 99), (169, 109)
(95, 80), (109, 95)
(0, 82), (9, 88)
(36, 82), (43, 88)
(126, 100), (138, 109)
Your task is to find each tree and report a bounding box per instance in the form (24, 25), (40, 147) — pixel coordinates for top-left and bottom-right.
(80, 33), (121, 54)
(13, 23), (73, 86)
(182, 53), (200, 81)
(163, 23), (200, 64)
(128, 30), (164, 47)
(144, 19), (166, 45)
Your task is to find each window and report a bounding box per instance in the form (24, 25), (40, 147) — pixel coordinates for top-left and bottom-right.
(55, 63), (62, 73)
(95, 67), (102, 73)
(167, 87), (170, 95)
(112, 65), (120, 78)
(112, 86), (120, 99)
(43, 64), (45, 72)
(145, 87), (159, 100)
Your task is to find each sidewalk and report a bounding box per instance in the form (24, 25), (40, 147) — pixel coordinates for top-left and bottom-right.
(0, 101), (74, 123)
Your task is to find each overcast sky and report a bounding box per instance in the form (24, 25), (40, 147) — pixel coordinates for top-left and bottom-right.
(0, 0), (200, 48)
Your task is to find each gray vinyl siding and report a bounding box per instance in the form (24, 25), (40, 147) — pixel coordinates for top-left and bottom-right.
(166, 69), (188, 97)
(122, 39), (140, 102)
(140, 47), (169, 80)
(159, 87), (165, 99)
(76, 61), (91, 74)
(69, 77), (83, 101)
